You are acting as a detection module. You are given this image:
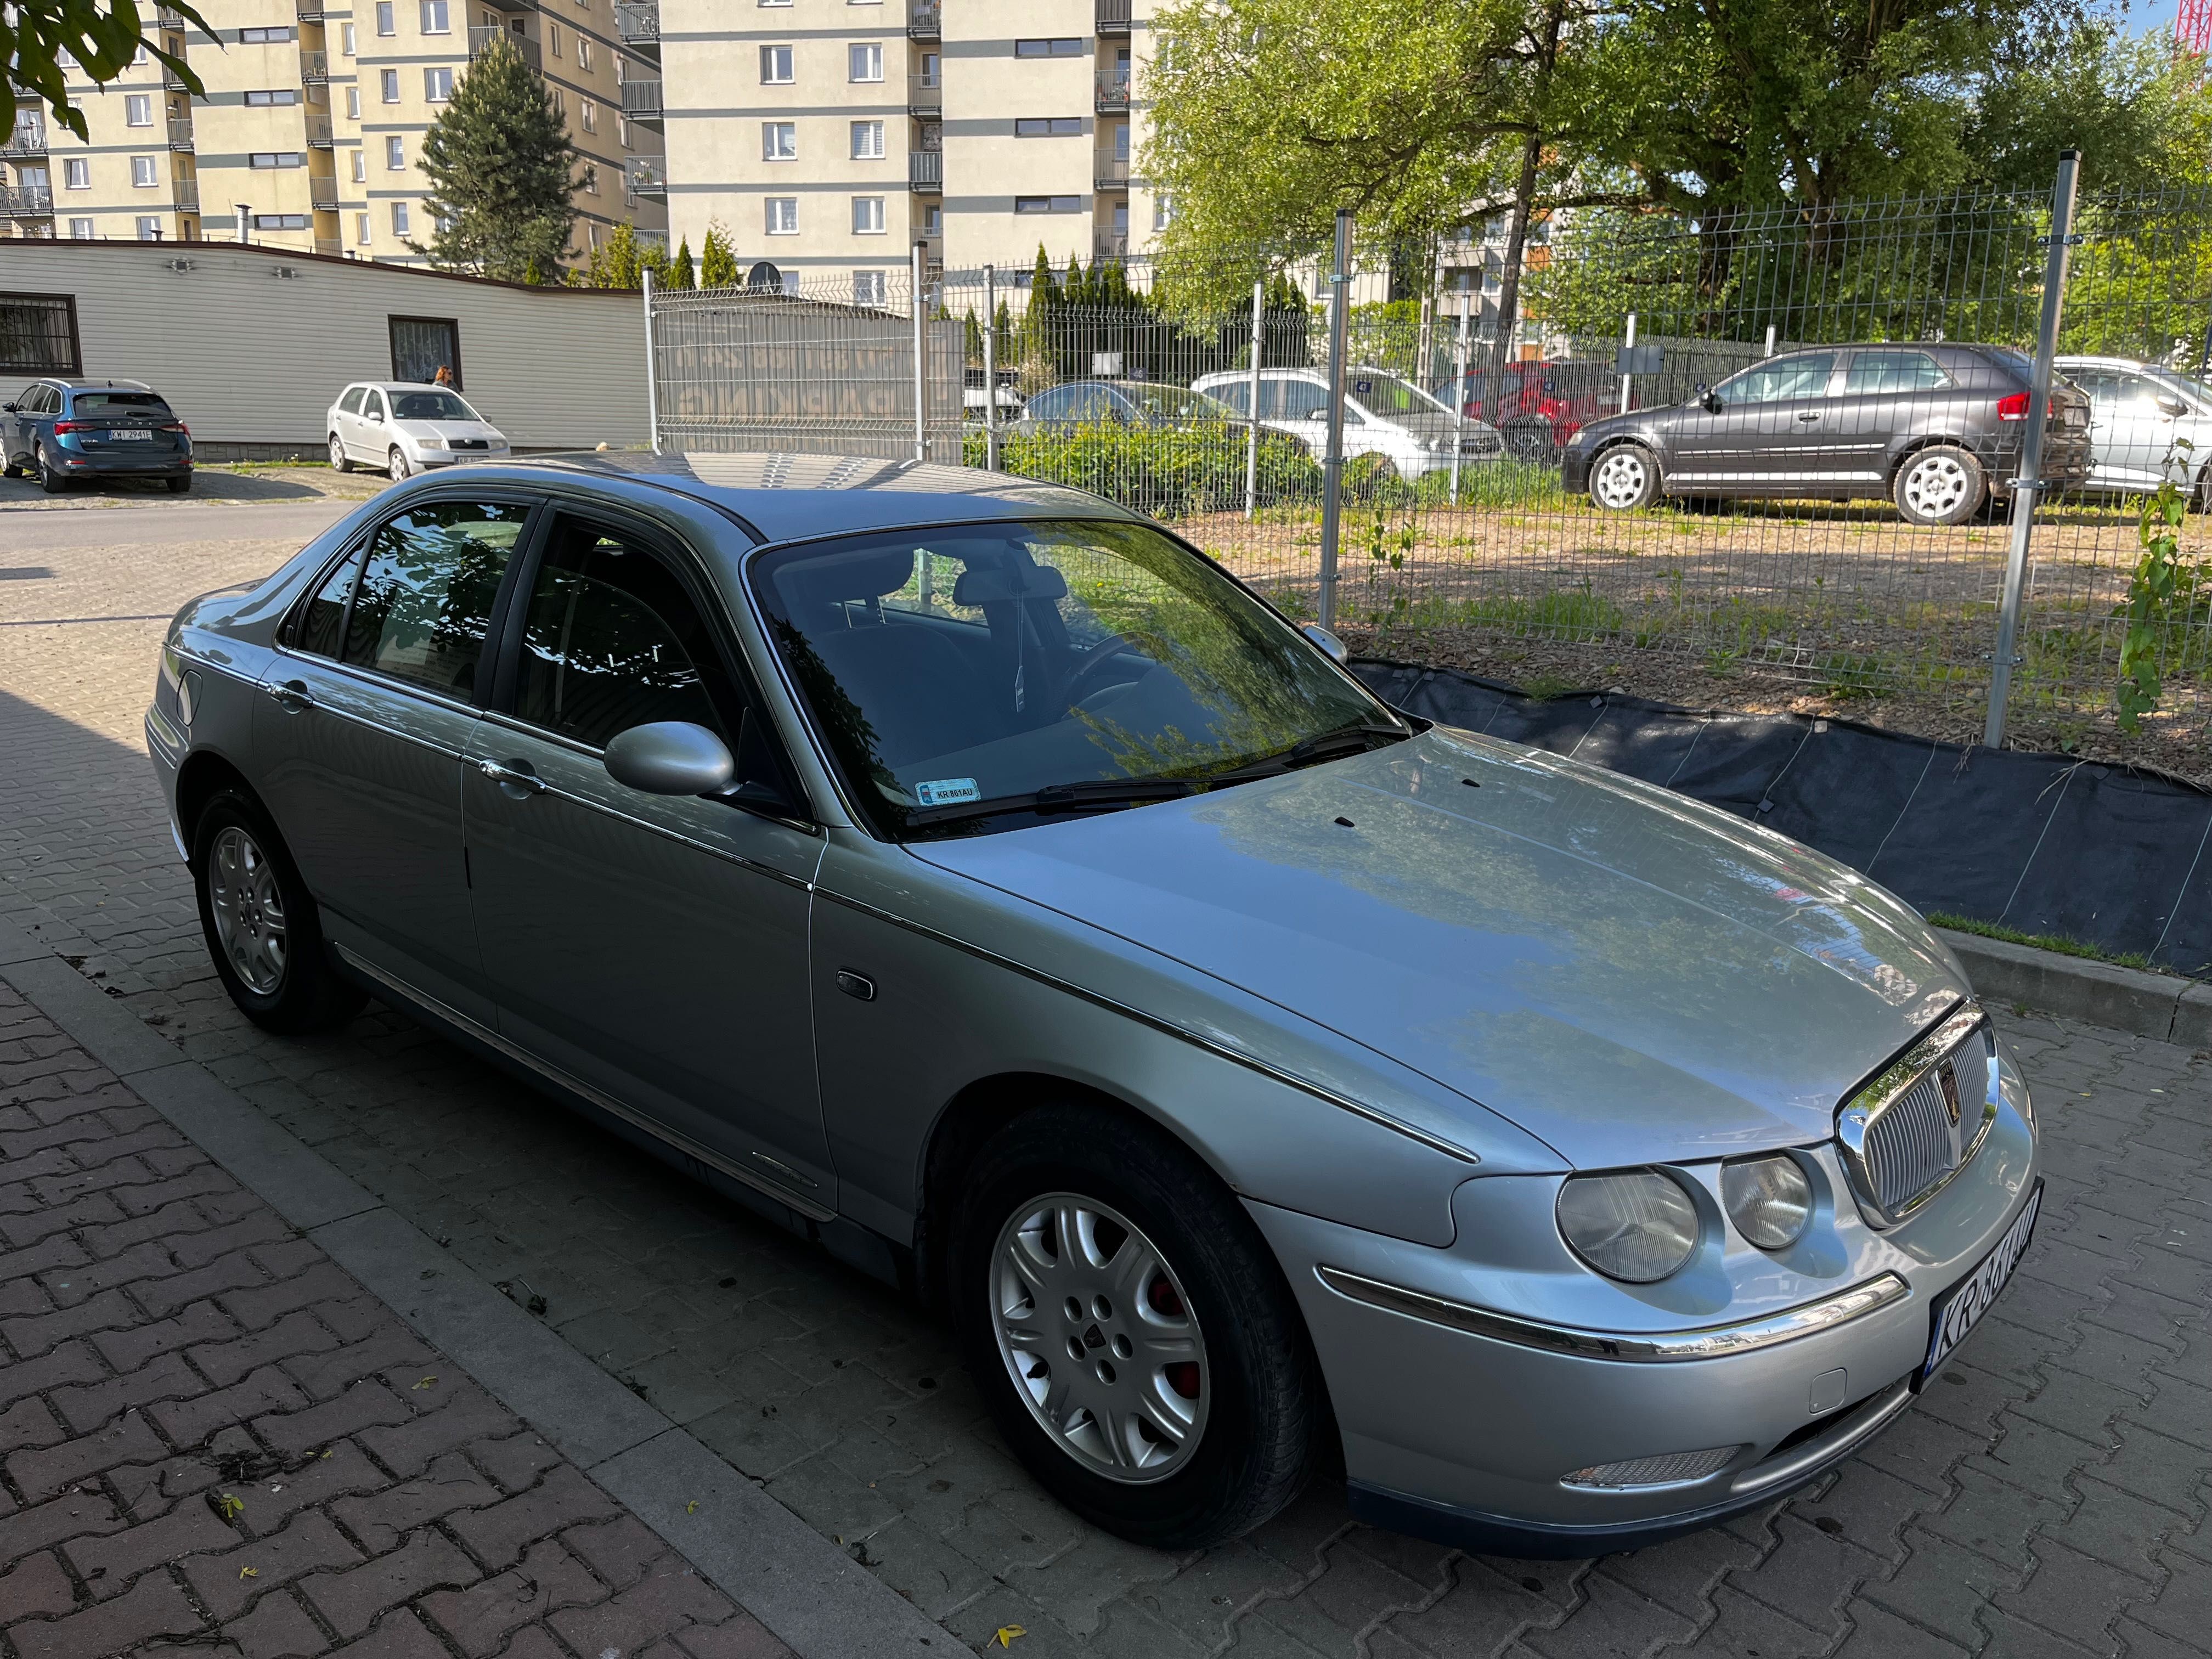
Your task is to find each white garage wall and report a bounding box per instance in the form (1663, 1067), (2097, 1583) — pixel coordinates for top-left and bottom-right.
(0, 241), (650, 451)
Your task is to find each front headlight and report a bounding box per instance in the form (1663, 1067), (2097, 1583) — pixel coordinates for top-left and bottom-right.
(417, 436), (444, 449)
(1557, 1169), (1700, 1283)
(1720, 1155), (1812, 1249)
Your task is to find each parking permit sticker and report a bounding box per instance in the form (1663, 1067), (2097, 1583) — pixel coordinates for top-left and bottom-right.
(915, 777), (981, 807)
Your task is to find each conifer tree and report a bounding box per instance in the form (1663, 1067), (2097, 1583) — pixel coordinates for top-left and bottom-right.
(699, 224), (741, 287)
(416, 36), (577, 283)
(669, 236), (696, 289)
(576, 220), (640, 289)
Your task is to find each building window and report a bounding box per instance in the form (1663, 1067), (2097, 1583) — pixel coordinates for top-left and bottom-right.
(138, 216), (165, 240)
(579, 98), (596, 132)
(765, 196), (797, 234)
(618, 115), (631, 148)
(922, 202), (940, 234)
(1153, 194), (1173, 229)
(550, 86), (565, 116)
(341, 21), (357, 52)
(391, 200), (411, 234)
(381, 69), (400, 100)
(131, 155), (158, 187)
(63, 159), (89, 190)
(576, 35), (591, 70)
(346, 84), (361, 117)
(0, 293), (82, 373)
(1014, 194), (1081, 213)
(847, 42), (882, 81)
(352, 149), (366, 181)
(759, 44), (792, 82)
(251, 212), (308, 229)
(245, 88), (301, 105)
(853, 269), (885, 303)
(582, 162), (598, 193)
(425, 66), (454, 99)
(125, 94), (153, 126)
(759, 0), (791, 9)
(851, 195), (884, 235)
(420, 0), (449, 30)
(239, 25), (296, 42)
(761, 121), (795, 160)
(249, 151), (306, 168)
(386, 136), (405, 169)
(548, 21), (562, 54)
(357, 210), (372, 244)
(376, 0), (396, 31)
(69, 217), (94, 238)
(1015, 116), (1081, 137)
(1014, 37), (1084, 55)
(850, 120), (883, 158)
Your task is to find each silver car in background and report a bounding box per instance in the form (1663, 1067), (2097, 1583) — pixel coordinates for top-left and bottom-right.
(1193, 366), (1505, 482)
(326, 380), (511, 481)
(2053, 354), (2212, 502)
(147, 453), (2040, 1556)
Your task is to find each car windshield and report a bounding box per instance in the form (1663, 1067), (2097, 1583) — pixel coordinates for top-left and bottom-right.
(1347, 371), (1448, 418)
(390, 390), (480, 422)
(69, 392), (172, 416)
(752, 518), (1406, 838)
(2147, 368), (2212, 408)
(1122, 384), (1239, 421)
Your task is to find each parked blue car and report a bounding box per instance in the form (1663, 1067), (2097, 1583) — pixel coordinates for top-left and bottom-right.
(2, 376), (193, 494)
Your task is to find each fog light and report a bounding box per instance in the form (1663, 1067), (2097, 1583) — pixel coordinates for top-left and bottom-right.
(1561, 1445), (1740, 1490)
(1721, 1155), (1813, 1250)
(1556, 1169), (1700, 1282)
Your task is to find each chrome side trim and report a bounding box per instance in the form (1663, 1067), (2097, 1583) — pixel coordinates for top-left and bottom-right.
(1313, 1265), (1911, 1362)
(330, 944), (837, 1222)
(1835, 1000), (1997, 1229)
(813, 888), (1481, 1166)
(1729, 1377), (1914, 1495)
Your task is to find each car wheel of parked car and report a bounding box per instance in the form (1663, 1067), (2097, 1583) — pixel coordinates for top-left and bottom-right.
(166, 476), (191, 495)
(1894, 445), (1984, 526)
(37, 449), (68, 494)
(193, 792), (367, 1034)
(329, 435), (353, 473)
(388, 447), (410, 482)
(953, 1102), (1317, 1550)
(1589, 443), (1661, 511)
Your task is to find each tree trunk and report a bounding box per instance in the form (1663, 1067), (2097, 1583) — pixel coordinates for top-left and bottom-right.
(1483, 131), (1542, 432)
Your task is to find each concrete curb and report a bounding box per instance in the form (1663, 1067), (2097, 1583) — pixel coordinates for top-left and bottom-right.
(0, 914), (949, 1659)
(1936, 927), (2211, 1049)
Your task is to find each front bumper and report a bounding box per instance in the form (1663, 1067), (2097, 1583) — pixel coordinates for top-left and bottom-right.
(1251, 1047), (2038, 1555)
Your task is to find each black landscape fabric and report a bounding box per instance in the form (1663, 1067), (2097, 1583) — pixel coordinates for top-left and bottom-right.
(1354, 659), (2212, 978)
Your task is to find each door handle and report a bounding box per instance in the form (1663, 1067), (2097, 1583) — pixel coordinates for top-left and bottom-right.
(1795, 413), (1821, 422)
(266, 680), (314, 712)
(478, 758), (546, 793)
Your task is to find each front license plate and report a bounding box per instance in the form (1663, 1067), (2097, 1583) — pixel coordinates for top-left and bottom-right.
(108, 430), (153, 441)
(1920, 1182), (2041, 1385)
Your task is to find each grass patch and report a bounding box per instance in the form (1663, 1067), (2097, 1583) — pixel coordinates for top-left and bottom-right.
(1927, 911), (2162, 974)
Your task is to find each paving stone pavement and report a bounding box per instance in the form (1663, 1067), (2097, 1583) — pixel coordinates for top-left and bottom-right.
(1, 514), (2208, 1656)
(0, 977), (795, 1659)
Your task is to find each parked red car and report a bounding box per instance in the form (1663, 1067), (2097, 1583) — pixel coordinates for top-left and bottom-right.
(1454, 361), (1615, 460)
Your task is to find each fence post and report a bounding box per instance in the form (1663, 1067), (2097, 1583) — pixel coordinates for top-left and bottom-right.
(1317, 209), (1352, 633)
(982, 263), (1000, 471)
(911, 241), (928, 464)
(1763, 323), (1776, 359)
(1984, 149), (2081, 751)
(1617, 311), (1637, 416)
(1449, 303), (1470, 505)
(1243, 278), (1264, 521)
(641, 267), (659, 455)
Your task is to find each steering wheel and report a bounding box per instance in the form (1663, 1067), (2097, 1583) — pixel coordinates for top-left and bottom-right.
(1060, 631), (1146, 710)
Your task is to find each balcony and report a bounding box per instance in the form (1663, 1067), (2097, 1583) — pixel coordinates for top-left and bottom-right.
(0, 184), (54, 215)
(168, 114), (195, 149)
(155, 7), (188, 25)
(161, 70), (190, 91)
(314, 235), (343, 254)
(636, 227), (668, 254)
(908, 71), (940, 119)
(907, 0), (939, 39)
(297, 3), (324, 20)
(310, 180), (338, 210)
(1096, 0), (1131, 33)
(1094, 230), (1127, 263)
(614, 0), (658, 48)
(1096, 69), (1131, 112)
(4, 121), (48, 157)
(909, 148), (941, 193)
(624, 156), (665, 197)
(469, 26), (541, 71)
(1094, 151), (1128, 190)
(619, 77), (663, 117)
(306, 113), (334, 145)
(300, 48), (329, 81)
(173, 179), (200, 212)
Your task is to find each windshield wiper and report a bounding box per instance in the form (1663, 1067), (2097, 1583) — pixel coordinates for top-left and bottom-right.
(902, 776), (1206, 830)
(1210, 721), (1411, 785)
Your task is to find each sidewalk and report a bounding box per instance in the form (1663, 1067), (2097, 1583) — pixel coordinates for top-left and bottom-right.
(0, 977), (793, 1659)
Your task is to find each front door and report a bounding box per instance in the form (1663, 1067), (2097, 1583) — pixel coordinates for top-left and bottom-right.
(252, 495), (535, 1025)
(1668, 352), (1838, 493)
(461, 508), (834, 1210)
(2094, 371), (2188, 490)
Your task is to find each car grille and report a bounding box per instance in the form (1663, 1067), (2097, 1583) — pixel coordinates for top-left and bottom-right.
(1863, 1060), (1965, 1213)
(1838, 1004), (1996, 1226)
(1461, 431), (1503, 454)
(448, 438), (491, 450)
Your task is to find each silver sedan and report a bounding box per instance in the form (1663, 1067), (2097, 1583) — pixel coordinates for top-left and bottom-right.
(146, 453), (2041, 1556)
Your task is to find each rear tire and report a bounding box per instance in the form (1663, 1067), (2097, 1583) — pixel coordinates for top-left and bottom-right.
(952, 1102), (1318, 1550)
(1894, 445), (1985, 526)
(166, 475), (191, 494)
(1589, 442), (1661, 511)
(330, 434), (353, 473)
(192, 791), (367, 1034)
(38, 449), (67, 494)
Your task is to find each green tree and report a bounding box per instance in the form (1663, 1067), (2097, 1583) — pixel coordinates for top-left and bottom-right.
(415, 36), (577, 283)
(3, 0), (210, 139)
(574, 220), (641, 288)
(699, 223), (741, 286)
(669, 236), (696, 289)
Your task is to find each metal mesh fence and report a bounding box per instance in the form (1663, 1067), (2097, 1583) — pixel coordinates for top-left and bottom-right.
(646, 179), (2212, 766)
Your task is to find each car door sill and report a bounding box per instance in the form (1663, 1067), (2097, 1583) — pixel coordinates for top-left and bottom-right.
(330, 942), (838, 1222)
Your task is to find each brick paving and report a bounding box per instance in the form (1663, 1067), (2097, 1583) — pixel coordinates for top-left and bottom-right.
(0, 978), (795, 1659)
(1, 511), (2209, 1655)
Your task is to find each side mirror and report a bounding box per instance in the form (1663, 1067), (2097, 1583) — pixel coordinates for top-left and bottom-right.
(2156, 394), (2191, 418)
(603, 720), (735, 796)
(1301, 623), (1350, 664)
(1, 403), (16, 414)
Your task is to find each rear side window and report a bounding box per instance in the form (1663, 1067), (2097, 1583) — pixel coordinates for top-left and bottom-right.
(341, 503), (529, 696)
(340, 386), (366, 415)
(1268, 379), (1330, 420)
(295, 550), (365, 658)
(1843, 352), (1947, 394)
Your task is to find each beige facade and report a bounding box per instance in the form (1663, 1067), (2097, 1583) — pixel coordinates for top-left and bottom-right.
(1, 0), (665, 268)
(654, 0), (1164, 295)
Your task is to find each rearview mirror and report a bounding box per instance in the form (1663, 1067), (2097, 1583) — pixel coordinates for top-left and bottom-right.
(603, 721), (735, 796)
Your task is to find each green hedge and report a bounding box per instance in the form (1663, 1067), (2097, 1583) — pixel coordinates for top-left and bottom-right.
(964, 421), (1322, 518)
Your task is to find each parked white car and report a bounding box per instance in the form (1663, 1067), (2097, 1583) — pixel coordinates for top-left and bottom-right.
(2052, 356), (2212, 503)
(327, 382), (510, 480)
(1191, 365), (1503, 482)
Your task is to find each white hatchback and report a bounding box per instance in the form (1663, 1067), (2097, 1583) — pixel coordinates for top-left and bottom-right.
(1191, 365), (1503, 482)
(327, 381), (510, 480)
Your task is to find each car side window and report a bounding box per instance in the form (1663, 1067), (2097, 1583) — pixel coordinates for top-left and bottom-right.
(2065, 369), (2114, 403)
(1844, 352), (1946, 394)
(340, 501), (529, 697)
(1275, 380), (1329, 420)
(294, 549), (366, 658)
(1720, 355), (1836, 404)
(1208, 381), (1250, 417)
(2114, 375), (2168, 410)
(340, 387), (366, 415)
(362, 391), (386, 422)
(511, 515), (733, 751)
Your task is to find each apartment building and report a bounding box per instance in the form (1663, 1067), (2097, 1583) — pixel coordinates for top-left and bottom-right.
(1, 0), (665, 266)
(653, 0), (1164, 297)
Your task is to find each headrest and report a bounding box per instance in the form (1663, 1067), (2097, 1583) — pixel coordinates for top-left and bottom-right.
(775, 547), (918, 611)
(951, 564), (1069, 606)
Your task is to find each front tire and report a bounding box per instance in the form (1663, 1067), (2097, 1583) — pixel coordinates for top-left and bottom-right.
(1589, 442), (1661, 511)
(193, 791), (366, 1034)
(953, 1102), (1318, 1550)
(330, 434), (353, 473)
(387, 447), (410, 482)
(1894, 445), (1985, 526)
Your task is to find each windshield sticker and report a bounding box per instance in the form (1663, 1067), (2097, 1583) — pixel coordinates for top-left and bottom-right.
(915, 777), (981, 808)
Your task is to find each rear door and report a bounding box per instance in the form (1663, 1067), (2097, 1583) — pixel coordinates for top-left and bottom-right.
(356, 388), (388, 462)
(1827, 349), (1951, 489)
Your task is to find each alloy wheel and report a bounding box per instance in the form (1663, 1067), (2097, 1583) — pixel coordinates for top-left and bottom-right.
(990, 1193), (1209, 1483)
(388, 448), (409, 481)
(329, 435), (347, 470)
(206, 825), (289, 995)
(1903, 454), (1969, 520)
(1592, 449), (1648, 509)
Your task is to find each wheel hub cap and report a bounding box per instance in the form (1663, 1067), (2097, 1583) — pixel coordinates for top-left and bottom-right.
(990, 1193), (1208, 1483)
(1594, 452), (1645, 507)
(1906, 457), (1967, 517)
(206, 825), (288, 995)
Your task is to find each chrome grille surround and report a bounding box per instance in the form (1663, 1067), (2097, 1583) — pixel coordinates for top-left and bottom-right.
(1835, 1000), (1998, 1229)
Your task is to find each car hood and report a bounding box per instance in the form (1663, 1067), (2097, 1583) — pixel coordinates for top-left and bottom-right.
(912, 729), (1964, 1167)
(397, 420), (506, 441)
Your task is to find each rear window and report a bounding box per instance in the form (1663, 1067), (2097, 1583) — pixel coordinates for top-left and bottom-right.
(69, 391), (172, 416)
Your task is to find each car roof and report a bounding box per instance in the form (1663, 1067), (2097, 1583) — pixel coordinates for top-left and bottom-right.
(346, 382), (449, 393)
(45, 377), (155, 392)
(498, 451), (1140, 543)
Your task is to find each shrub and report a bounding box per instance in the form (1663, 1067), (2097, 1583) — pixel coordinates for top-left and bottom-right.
(966, 420), (1322, 518)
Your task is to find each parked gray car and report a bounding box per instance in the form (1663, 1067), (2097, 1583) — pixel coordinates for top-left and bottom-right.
(148, 453), (2041, 1556)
